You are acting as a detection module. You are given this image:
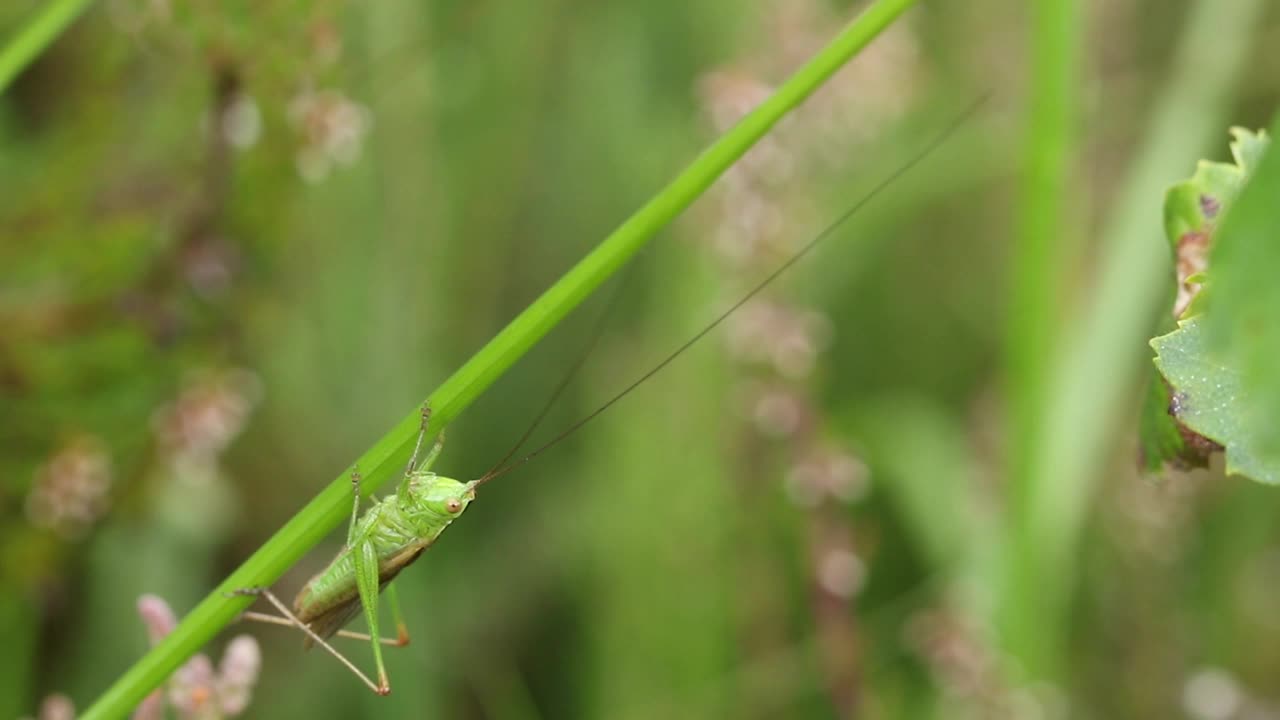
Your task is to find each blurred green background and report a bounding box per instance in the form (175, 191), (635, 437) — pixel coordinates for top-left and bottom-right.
(4, 0), (1280, 718)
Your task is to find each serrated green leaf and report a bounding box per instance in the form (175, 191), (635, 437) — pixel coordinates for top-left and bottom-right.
(1202, 115), (1280, 469)
(1151, 317), (1279, 484)
(1160, 130), (1268, 248)
(1229, 126), (1269, 174)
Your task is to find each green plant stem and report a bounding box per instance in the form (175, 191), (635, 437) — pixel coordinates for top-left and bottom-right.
(997, 0), (1267, 682)
(1000, 0), (1081, 680)
(81, 1), (918, 716)
(0, 0), (95, 94)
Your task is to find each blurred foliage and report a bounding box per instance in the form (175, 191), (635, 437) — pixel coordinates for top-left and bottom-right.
(3, 0), (1280, 719)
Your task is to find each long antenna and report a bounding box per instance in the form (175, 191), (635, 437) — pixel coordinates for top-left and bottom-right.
(478, 271), (632, 480)
(473, 95), (988, 488)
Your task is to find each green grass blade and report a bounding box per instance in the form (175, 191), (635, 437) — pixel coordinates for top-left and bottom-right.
(0, 0), (95, 94)
(1000, 0), (1083, 680)
(80, 0), (918, 716)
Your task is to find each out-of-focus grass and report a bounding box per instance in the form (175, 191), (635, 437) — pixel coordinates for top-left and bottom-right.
(5, 1), (1280, 719)
(1000, 0), (1082, 679)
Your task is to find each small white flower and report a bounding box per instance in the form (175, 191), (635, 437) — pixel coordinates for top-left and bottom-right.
(288, 89), (373, 183)
(816, 548), (865, 599)
(221, 94), (262, 150)
(26, 437), (113, 539)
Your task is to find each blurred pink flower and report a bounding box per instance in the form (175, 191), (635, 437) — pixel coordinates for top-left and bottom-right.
(135, 594), (262, 719)
(22, 694), (75, 720)
(151, 368), (262, 460)
(786, 449), (870, 507)
(26, 436), (113, 539)
(289, 88), (373, 183)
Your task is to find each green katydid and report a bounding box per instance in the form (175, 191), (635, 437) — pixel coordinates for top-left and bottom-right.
(229, 96), (985, 696)
(231, 408), (475, 695)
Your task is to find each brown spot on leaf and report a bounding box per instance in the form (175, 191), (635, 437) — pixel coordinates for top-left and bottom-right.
(1199, 193), (1221, 219)
(1174, 231), (1212, 318)
(1166, 390), (1224, 469)
(1178, 424), (1224, 456)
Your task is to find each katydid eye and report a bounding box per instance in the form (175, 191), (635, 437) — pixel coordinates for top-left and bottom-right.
(445, 498), (462, 513)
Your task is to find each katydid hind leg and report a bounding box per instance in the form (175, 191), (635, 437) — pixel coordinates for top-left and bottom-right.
(229, 587), (388, 695)
(385, 582), (410, 645)
(240, 610), (407, 646)
(354, 539), (392, 694)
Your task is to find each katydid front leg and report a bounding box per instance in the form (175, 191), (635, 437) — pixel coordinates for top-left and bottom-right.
(400, 404), (445, 496)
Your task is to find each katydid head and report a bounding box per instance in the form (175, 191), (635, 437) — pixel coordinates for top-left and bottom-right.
(410, 473), (476, 519)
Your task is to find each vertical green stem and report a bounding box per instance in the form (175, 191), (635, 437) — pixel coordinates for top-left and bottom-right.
(0, 0), (95, 93)
(0, 590), (37, 719)
(1000, 0), (1080, 679)
(81, 1), (918, 717)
